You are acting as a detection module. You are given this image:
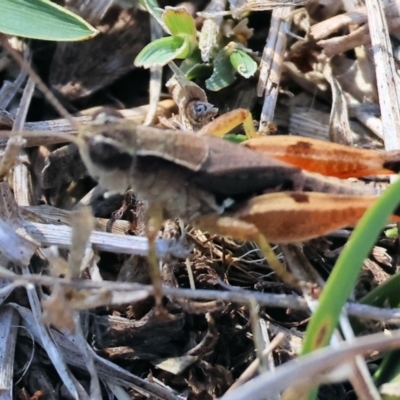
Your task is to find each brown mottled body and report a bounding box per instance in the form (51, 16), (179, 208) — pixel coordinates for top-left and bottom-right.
(77, 119), (392, 224)
(77, 121), (304, 203)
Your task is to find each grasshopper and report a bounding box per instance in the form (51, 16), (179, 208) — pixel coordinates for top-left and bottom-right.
(3, 36), (400, 313)
(38, 104), (400, 313)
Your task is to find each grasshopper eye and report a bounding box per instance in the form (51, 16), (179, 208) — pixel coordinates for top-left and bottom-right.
(87, 139), (133, 171)
(187, 101), (219, 125)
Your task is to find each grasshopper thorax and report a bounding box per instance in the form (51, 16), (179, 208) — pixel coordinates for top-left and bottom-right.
(76, 108), (138, 193)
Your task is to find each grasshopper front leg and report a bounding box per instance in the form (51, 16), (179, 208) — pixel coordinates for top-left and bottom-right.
(198, 109), (259, 139)
(145, 203), (167, 316)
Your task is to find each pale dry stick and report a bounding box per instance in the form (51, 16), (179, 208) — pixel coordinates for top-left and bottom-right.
(226, 332), (284, 393)
(318, 25), (370, 58)
(221, 329), (400, 400)
(254, 317), (280, 400)
(288, 105), (381, 145)
(365, 0), (400, 151)
(347, 96), (383, 140)
(311, 6), (368, 41)
(0, 99), (176, 148)
(231, 0), (308, 19)
(0, 306), (19, 398)
(311, 1), (400, 43)
(198, 0), (226, 62)
(339, 313), (381, 400)
(248, 298), (268, 374)
(323, 63), (353, 146)
(12, 75), (35, 206)
(185, 258), (196, 290)
(12, 76), (33, 133)
(60, 315), (102, 400)
(259, 318), (276, 372)
(2, 265), (400, 322)
(106, 382), (132, 400)
(24, 221), (190, 259)
(0, 54), (33, 183)
(258, 6), (293, 130)
(23, 204), (131, 234)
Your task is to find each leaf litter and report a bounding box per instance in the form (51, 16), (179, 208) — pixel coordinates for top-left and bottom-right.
(1, 0), (400, 399)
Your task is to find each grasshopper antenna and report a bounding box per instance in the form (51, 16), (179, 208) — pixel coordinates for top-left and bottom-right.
(0, 34), (78, 131)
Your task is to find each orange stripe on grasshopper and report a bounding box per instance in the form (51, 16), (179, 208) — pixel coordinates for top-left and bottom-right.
(243, 136), (400, 178)
(229, 192), (400, 244)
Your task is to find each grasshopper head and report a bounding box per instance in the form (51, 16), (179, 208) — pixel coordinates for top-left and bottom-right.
(76, 109), (138, 193)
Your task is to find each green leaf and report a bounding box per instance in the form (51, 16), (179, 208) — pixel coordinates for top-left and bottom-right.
(0, 0), (98, 41)
(205, 50), (236, 91)
(163, 7), (196, 38)
(134, 36), (187, 68)
(229, 49), (257, 78)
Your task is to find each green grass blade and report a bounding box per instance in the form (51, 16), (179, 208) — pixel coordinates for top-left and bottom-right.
(361, 273), (400, 308)
(302, 178), (400, 354)
(0, 0), (97, 41)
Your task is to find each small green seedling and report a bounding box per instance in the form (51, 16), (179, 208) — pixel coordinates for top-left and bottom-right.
(134, 4), (258, 91)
